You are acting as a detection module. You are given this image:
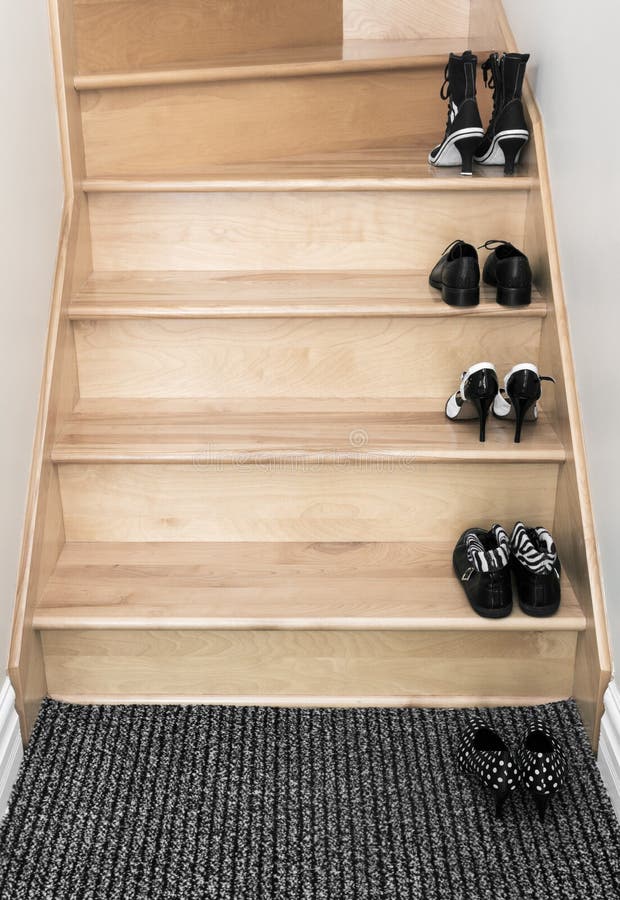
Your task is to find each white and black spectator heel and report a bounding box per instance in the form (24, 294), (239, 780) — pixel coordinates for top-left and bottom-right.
(458, 716), (519, 817)
(475, 52), (530, 175)
(445, 362), (499, 442)
(452, 525), (512, 618)
(510, 522), (561, 616)
(516, 722), (567, 822)
(492, 363), (555, 443)
(428, 51), (485, 175)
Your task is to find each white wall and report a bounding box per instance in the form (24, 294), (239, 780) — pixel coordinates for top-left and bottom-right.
(503, 0), (620, 663)
(0, 5), (63, 670)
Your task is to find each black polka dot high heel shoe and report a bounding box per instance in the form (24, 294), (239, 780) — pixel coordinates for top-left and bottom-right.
(516, 722), (567, 822)
(458, 716), (519, 817)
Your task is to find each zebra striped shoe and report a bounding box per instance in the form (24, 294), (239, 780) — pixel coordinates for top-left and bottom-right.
(457, 715), (519, 817)
(510, 522), (561, 617)
(516, 721), (567, 822)
(453, 525), (512, 618)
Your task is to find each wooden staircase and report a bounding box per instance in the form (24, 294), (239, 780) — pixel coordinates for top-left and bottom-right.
(10, 0), (610, 744)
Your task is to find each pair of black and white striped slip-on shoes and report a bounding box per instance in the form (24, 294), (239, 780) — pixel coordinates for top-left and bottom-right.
(458, 715), (567, 821)
(445, 361), (555, 443)
(453, 522), (561, 619)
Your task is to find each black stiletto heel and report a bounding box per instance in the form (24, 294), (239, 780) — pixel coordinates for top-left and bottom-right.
(445, 362), (499, 443)
(512, 394), (536, 443)
(458, 716), (518, 817)
(493, 364), (555, 443)
(516, 722), (567, 823)
(472, 395), (493, 442)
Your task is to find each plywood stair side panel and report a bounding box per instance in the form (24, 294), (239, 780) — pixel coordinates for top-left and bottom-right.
(494, 0), (611, 745)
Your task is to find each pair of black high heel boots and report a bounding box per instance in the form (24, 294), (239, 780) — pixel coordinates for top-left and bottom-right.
(429, 50), (530, 176)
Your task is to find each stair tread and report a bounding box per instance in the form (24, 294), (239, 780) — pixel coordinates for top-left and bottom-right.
(74, 38), (486, 90)
(35, 541), (585, 632)
(53, 399), (565, 464)
(81, 146), (538, 192)
(69, 271), (547, 319)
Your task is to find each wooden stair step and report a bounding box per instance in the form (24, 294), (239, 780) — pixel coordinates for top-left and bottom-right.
(52, 399), (566, 465)
(34, 541), (586, 633)
(81, 146), (538, 192)
(74, 38), (488, 90)
(69, 271), (547, 320)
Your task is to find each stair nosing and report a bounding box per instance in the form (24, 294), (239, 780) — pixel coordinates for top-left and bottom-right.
(81, 175), (538, 193)
(34, 611), (586, 632)
(67, 299), (548, 320)
(74, 49), (453, 92)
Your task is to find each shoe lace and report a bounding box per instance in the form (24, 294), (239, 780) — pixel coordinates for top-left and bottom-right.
(481, 53), (501, 124)
(439, 62), (453, 135)
(441, 238), (467, 256)
(477, 239), (512, 251)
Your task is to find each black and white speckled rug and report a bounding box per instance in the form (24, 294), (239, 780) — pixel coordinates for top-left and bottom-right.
(0, 699), (619, 899)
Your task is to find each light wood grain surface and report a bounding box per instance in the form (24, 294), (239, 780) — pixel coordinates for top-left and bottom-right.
(74, 39), (483, 91)
(41, 627), (577, 700)
(87, 188), (530, 271)
(57, 461), (559, 543)
(68, 269), (547, 319)
(35, 541), (585, 632)
(74, 0), (343, 74)
(71, 315), (542, 399)
(53, 398), (564, 464)
(343, 0), (469, 39)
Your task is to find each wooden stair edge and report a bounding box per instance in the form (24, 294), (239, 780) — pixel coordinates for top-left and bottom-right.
(44, 693), (573, 708)
(33, 541), (586, 633)
(73, 39), (488, 91)
(67, 271), (548, 320)
(50, 401), (566, 465)
(81, 173), (539, 193)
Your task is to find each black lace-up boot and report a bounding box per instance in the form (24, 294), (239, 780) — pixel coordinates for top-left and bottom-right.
(428, 50), (484, 176)
(475, 52), (530, 175)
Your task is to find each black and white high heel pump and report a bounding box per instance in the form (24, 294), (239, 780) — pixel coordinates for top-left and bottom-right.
(458, 716), (519, 817)
(446, 362), (499, 442)
(474, 52), (530, 175)
(492, 363), (555, 443)
(428, 51), (485, 176)
(516, 722), (567, 822)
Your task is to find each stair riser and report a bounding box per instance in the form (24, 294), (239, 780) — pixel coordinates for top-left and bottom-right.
(88, 190), (530, 271)
(344, 0), (469, 40)
(73, 0), (343, 75)
(57, 462), (559, 542)
(81, 69), (445, 174)
(72, 316), (542, 400)
(40, 628), (577, 701)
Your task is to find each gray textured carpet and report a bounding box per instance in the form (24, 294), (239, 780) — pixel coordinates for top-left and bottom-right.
(0, 700), (619, 899)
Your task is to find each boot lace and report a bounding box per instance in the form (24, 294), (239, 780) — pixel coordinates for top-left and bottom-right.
(439, 62), (454, 135)
(481, 53), (501, 125)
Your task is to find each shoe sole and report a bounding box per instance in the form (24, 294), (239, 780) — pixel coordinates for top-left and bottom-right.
(428, 127), (485, 169)
(474, 129), (530, 165)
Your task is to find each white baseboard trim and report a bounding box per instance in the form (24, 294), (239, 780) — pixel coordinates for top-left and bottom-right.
(0, 677), (23, 818)
(598, 680), (620, 821)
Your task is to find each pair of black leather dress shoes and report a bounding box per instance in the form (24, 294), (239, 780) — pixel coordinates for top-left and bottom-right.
(458, 716), (567, 821)
(430, 239), (531, 307)
(453, 522), (561, 619)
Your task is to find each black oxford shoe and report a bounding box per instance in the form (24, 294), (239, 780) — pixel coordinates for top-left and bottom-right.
(429, 239), (480, 307)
